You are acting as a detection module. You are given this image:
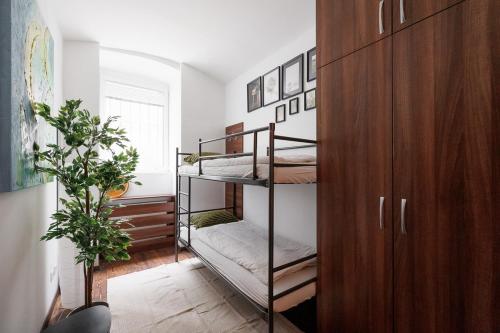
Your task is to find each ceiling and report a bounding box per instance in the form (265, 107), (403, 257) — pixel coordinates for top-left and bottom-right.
(51, 0), (315, 83)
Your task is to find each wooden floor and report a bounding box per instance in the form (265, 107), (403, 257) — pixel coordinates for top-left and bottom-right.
(48, 247), (191, 326)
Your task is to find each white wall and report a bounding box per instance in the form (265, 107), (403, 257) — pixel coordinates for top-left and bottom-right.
(224, 27), (316, 247)
(180, 64), (226, 211)
(64, 41), (100, 114)
(0, 0), (62, 331)
(60, 41), (101, 308)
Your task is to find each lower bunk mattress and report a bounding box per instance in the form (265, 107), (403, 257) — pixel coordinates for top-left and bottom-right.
(179, 221), (316, 312)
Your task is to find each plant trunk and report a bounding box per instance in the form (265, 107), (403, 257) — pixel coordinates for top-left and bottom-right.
(83, 265), (88, 307)
(84, 180), (92, 308)
(85, 264), (94, 308)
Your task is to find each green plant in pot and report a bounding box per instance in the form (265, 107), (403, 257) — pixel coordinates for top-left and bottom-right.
(33, 99), (140, 311)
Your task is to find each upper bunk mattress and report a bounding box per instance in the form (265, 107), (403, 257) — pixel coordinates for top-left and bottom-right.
(179, 154), (316, 183)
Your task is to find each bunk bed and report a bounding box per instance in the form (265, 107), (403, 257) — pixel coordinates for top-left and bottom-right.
(174, 123), (317, 333)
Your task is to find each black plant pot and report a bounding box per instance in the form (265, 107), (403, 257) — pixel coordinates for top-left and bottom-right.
(42, 303), (111, 333)
(68, 301), (109, 317)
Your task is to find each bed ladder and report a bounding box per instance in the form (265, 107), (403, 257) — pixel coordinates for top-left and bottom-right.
(175, 172), (191, 262)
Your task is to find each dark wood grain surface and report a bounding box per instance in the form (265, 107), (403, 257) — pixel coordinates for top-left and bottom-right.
(317, 37), (393, 333)
(393, 0), (463, 32)
(393, 2), (498, 331)
(463, 0), (500, 330)
(109, 195), (175, 252)
(110, 202), (173, 217)
(129, 236), (175, 253)
(127, 225), (174, 241)
(316, 0), (498, 331)
(317, 0), (392, 68)
(119, 213), (174, 229)
(225, 122), (244, 219)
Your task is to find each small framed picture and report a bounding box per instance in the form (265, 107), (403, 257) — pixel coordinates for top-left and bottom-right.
(247, 77), (262, 112)
(281, 54), (304, 99)
(289, 97), (299, 115)
(263, 67), (281, 106)
(304, 88), (316, 110)
(307, 47), (317, 82)
(276, 104), (286, 123)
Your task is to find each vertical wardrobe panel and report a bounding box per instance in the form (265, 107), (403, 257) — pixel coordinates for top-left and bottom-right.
(462, 0), (499, 331)
(394, 2), (498, 331)
(393, 0), (463, 32)
(317, 38), (392, 333)
(317, 0), (392, 67)
(393, 6), (465, 332)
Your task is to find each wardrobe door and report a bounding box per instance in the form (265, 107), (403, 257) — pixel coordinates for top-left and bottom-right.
(317, 38), (392, 333)
(317, 0), (392, 67)
(393, 0), (462, 32)
(393, 2), (498, 332)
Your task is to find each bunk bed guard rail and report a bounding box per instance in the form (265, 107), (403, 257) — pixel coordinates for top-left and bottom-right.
(197, 125), (318, 179)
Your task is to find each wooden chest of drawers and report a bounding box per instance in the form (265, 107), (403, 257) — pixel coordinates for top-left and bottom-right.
(107, 195), (175, 253)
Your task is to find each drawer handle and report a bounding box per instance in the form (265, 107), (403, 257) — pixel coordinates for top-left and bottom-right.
(378, 0), (385, 34)
(379, 196), (384, 229)
(401, 198), (407, 234)
(400, 0), (406, 24)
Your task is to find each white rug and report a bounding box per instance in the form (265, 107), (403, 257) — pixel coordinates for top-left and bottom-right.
(107, 258), (301, 333)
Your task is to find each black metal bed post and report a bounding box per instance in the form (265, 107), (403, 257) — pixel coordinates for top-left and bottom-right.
(233, 149), (237, 217)
(175, 148), (179, 262)
(198, 138), (202, 175)
(232, 183), (237, 216)
(268, 122), (275, 333)
(253, 132), (258, 179)
(188, 177), (192, 246)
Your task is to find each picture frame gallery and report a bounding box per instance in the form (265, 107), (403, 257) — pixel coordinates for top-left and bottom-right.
(246, 48), (316, 114)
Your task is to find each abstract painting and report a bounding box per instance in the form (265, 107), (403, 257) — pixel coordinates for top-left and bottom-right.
(0, 0), (55, 192)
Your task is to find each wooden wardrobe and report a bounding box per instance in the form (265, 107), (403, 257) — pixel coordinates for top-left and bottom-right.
(316, 0), (499, 332)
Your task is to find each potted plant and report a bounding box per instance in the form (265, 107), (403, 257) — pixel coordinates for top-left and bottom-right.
(33, 99), (140, 312)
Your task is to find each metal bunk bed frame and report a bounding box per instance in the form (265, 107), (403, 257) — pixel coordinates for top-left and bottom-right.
(174, 123), (317, 333)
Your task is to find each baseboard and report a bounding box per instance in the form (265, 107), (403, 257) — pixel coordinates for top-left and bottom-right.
(41, 285), (60, 331)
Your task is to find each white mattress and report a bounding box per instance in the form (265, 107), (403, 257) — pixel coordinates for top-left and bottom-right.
(179, 223), (316, 312)
(179, 154), (316, 184)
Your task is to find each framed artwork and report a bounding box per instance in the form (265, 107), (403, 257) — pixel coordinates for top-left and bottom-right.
(307, 47), (317, 81)
(304, 88), (316, 110)
(262, 66), (280, 106)
(289, 97), (299, 115)
(281, 54), (303, 99)
(0, 0), (56, 192)
(275, 104), (286, 123)
(247, 76), (262, 112)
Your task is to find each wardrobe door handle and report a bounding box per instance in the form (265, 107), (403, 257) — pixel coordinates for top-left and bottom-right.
(400, 0), (406, 24)
(401, 199), (407, 234)
(378, 0), (385, 34)
(379, 197), (385, 229)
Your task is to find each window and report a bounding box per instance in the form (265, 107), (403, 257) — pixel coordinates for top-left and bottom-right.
(102, 80), (168, 173)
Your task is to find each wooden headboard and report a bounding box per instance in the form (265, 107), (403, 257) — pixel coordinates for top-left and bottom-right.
(225, 122), (244, 219)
